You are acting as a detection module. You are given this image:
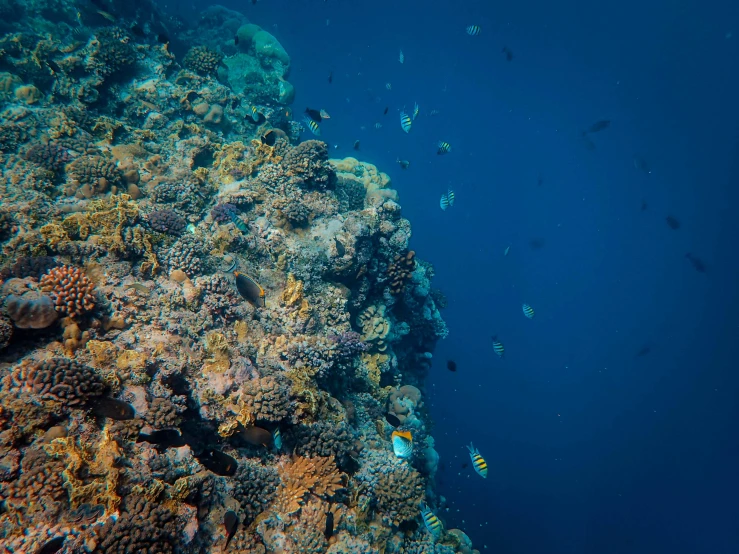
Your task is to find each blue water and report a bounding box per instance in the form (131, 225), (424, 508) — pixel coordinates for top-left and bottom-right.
(190, 0), (739, 551)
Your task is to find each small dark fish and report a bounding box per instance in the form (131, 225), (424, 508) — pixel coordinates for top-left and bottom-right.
(529, 238), (545, 250)
(47, 60), (61, 74)
(461, 462), (469, 469)
(234, 35), (239, 45)
(353, 140), (360, 151)
(239, 425), (272, 447)
(586, 119), (611, 134)
(385, 413), (401, 427)
(634, 155), (651, 175)
(635, 344), (651, 357)
(324, 510), (334, 539)
(235, 271), (266, 308)
(224, 510), (239, 548)
(252, 0), (257, 4)
(328, 71), (333, 84)
(641, 200), (648, 212)
(261, 128), (287, 147)
(198, 449), (238, 476)
(305, 107), (322, 123)
(130, 23), (146, 37)
(685, 253), (706, 273)
(502, 46), (513, 61)
(396, 158), (410, 169)
(446, 360), (457, 372)
(138, 429), (186, 449)
(88, 397), (135, 420)
(383, 106), (389, 115)
(665, 215), (681, 230)
(334, 237), (346, 257)
(157, 33), (169, 44)
(537, 175), (543, 187)
(36, 536), (65, 554)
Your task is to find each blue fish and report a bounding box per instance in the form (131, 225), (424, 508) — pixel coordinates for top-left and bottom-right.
(522, 303), (535, 319)
(400, 111), (412, 133)
(303, 117), (321, 136)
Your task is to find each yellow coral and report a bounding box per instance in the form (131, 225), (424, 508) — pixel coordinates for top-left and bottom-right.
(357, 304), (391, 353)
(234, 320), (249, 343)
(117, 349), (146, 371)
(359, 352), (389, 388)
(43, 427), (121, 513)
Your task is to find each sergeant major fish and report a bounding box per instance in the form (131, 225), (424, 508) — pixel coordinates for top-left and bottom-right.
(467, 442), (488, 478)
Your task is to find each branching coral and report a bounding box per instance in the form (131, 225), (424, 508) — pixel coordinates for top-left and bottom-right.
(0, 448), (67, 519)
(40, 265), (96, 318)
(233, 459), (279, 524)
(271, 455), (345, 515)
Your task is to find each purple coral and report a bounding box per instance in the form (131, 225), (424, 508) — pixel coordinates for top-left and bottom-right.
(329, 331), (368, 360)
(24, 142), (71, 172)
(147, 209), (186, 235)
(210, 202), (238, 223)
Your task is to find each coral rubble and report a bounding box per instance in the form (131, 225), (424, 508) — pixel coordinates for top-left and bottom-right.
(0, 0), (467, 552)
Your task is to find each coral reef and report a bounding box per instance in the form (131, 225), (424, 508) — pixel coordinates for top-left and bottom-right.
(0, 1), (463, 552)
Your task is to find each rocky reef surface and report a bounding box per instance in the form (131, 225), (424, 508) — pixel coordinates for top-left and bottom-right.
(0, 1), (474, 552)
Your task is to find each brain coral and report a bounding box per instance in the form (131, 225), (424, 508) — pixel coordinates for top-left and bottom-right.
(40, 265), (96, 318)
(6, 357), (105, 407)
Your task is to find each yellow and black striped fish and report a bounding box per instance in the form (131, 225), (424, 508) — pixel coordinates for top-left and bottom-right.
(420, 503), (443, 537)
(467, 442), (488, 478)
(400, 111), (412, 133)
(522, 303), (535, 319)
(466, 25), (482, 36)
(413, 102), (419, 120)
(303, 117), (321, 136)
(491, 335), (505, 358)
(437, 140), (451, 155)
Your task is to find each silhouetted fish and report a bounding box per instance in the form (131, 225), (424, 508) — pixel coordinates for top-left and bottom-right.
(324, 510), (334, 539)
(129, 23), (146, 37)
(635, 344), (651, 357)
(239, 425), (272, 447)
(88, 397), (136, 420)
(586, 119), (611, 133)
(157, 33), (169, 44)
(385, 413), (401, 427)
(641, 200), (648, 212)
(666, 215), (681, 230)
(537, 175), (543, 187)
(685, 253), (706, 273)
(261, 128), (287, 146)
(198, 449), (238, 476)
(446, 360), (457, 372)
(305, 107), (322, 123)
(234, 34), (239, 45)
(529, 238), (545, 250)
(502, 46), (513, 61)
(36, 537), (65, 554)
(334, 237), (346, 257)
(353, 140), (360, 150)
(383, 106), (389, 115)
(138, 429), (187, 449)
(223, 510), (239, 548)
(328, 71), (333, 84)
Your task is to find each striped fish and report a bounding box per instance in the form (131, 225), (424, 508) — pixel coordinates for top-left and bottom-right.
(467, 443), (488, 478)
(391, 430), (413, 459)
(420, 503), (443, 538)
(522, 303), (535, 319)
(250, 106), (262, 123)
(400, 111), (412, 133)
(439, 188), (455, 211)
(466, 25), (482, 36)
(437, 140), (451, 155)
(303, 117), (321, 136)
(413, 102), (419, 120)
(491, 335), (505, 358)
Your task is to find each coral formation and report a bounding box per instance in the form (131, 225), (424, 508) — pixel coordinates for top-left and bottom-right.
(0, 2), (461, 552)
(40, 265), (96, 318)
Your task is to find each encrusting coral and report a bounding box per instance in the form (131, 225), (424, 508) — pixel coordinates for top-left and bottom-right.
(0, 1), (464, 552)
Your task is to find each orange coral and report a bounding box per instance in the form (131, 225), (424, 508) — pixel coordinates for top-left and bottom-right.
(40, 265), (96, 318)
(272, 455), (345, 515)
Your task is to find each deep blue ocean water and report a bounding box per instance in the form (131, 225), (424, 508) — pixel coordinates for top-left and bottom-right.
(181, 1), (739, 551)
